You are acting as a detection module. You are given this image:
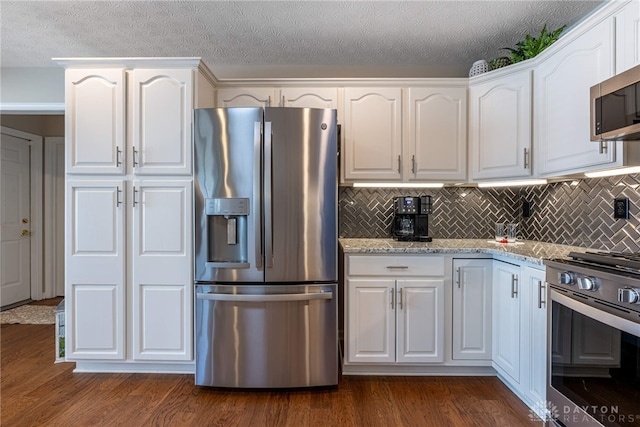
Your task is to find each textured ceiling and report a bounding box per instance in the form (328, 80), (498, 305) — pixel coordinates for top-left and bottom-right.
(0, 1), (606, 79)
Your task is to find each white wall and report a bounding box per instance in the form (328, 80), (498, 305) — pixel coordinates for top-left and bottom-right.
(1, 67), (64, 107)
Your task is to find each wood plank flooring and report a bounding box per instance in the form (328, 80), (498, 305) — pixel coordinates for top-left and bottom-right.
(1, 300), (535, 426)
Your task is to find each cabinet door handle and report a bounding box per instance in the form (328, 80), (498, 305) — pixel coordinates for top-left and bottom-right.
(132, 186), (138, 207)
(397, 155), (401, 173)
(599, 140), (608, 154)
(133, 146), (139, 167)
(538, 280), (546, 309)
(116, 146), (123, 167)
(390, 288), (395, 309)
(386, 265), (409, 269)
(282, 95), (285, 107)
(398, 288), (403, 310)
(511, 274), (519, 298)
(456, 267), (461, 288)
(116, 186), (122, 207)
(523, 148), (529, 169)
(267, 96), (271, 107)
(411, 155), (416, 174)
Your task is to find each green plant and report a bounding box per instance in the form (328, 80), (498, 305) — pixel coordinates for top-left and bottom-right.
(503, 24), (566, 64)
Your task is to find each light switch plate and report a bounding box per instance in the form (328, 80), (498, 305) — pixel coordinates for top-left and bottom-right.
(614, 198), (630, 219)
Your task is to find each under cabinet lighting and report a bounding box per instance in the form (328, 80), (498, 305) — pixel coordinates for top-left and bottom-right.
(585, 166), (640, 178)
(477, 179), (548, 188)
(352, 182), (444, 188)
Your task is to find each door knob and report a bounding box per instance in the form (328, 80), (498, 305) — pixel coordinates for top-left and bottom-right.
(21, 229), (31, 237)
(22, 218), (29, 224)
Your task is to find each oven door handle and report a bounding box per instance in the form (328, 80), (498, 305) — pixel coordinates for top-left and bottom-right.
(550, 289), (640, 336)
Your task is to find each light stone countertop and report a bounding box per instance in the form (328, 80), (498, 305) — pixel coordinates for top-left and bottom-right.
(339, 238), (591, 266)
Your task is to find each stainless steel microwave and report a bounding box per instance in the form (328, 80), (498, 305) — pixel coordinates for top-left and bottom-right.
(590, 64), (640, 141)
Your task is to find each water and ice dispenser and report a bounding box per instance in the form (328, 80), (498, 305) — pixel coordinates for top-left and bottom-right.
(205, 198), (249, 268)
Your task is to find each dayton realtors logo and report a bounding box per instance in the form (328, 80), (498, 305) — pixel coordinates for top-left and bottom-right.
(528, 400), (559, 422)
(529, 401), (640, 424)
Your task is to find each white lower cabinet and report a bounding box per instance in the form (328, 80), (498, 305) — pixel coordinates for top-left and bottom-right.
(66, 180), (126, 360)
(492, 260), (547, 412)
(452, 259), (492, 360)
(66, 179), (193, 364)
(345, 255), (445, 366)
(492, 261), (522, 382)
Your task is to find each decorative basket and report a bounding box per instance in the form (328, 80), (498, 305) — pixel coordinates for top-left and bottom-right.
(469, 60), (489, 77)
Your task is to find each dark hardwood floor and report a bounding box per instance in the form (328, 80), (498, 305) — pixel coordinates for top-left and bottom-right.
(2, 299), (535, 426)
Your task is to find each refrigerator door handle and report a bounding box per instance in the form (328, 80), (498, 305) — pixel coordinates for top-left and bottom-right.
(264, 121), (274, 268)
(254, 121), (263, 269)
(196, 291), (333, 302)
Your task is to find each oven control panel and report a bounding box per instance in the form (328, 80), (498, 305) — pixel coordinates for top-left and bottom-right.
(557, 271), (599, 291)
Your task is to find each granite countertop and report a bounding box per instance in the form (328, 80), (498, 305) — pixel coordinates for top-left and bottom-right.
(339, 238), (590, 266)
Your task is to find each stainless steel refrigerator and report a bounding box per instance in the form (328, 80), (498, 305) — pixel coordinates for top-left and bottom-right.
(193, 107), (338, 388)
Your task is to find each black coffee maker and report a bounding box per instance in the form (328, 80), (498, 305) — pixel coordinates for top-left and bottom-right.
(392, 196), (433, 242)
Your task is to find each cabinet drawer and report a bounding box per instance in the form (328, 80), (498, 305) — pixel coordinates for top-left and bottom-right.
(347, 255), (444, 277)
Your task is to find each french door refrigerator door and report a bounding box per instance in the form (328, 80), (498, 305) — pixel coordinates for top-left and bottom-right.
(195, 284), (338, 388)
(264, 107), (337, 283)
(194, 108), (264, 283)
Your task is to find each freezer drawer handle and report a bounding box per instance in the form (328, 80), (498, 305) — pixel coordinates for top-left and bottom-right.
(196, 291), (333, 302)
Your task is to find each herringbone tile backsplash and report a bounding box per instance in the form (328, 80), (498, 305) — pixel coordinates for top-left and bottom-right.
(339, 174), (640, 252)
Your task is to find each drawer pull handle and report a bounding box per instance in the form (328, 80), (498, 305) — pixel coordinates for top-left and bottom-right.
(386, 265), (409, 269)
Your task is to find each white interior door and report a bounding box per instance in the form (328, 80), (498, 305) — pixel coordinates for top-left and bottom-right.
(1, 133), (31, 306)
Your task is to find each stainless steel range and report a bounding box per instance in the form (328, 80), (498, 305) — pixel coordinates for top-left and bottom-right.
(545, 252), (640, 427)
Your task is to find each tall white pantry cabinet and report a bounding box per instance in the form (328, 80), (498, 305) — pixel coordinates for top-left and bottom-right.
(60, 58), (215, 370)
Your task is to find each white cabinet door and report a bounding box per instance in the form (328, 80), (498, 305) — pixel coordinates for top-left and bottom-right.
(615, 0), (640, 73)
(279, 87), (339, 109)
(131, 180), (193, 361)
(132, 69), (193, 175)
(65, 180), (125, 359)
(132, 283), (191, 361)
(536, 19), (615, 176)
(216, 87), (275, 107)
(346, 278), (396, 363)
(407, 87), (467, 181)
(342, 87), (402, 182)
(396, 279), (445, 363)
(469, 70), (532, 180)
(492, 261), (521, 383)
(452, 259), (492, 360)
(522, 266), (547, 407)
(65, 69), (126, 175)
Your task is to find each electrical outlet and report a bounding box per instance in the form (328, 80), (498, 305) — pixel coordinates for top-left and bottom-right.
(614, 198), (630, 219)
(522, 200), (532, 218)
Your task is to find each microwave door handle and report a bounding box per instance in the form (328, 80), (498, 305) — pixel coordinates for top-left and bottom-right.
(264, 121), (273, 268)
(254, 121), (263, 269)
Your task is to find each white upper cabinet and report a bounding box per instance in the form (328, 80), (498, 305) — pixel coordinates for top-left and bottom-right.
(216, 87), (276, 107)
(342, 87), (403, 182)
(66, 64), (209, 176)
(66, 69), (126, 175)
(279, 87), (339, 109)
(615, 0), (640, 73)
(535, 19), (615, 177)
(407, 87), (467, 182)
(132, 69), (193, 175)
(469, 69), (532, 181)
